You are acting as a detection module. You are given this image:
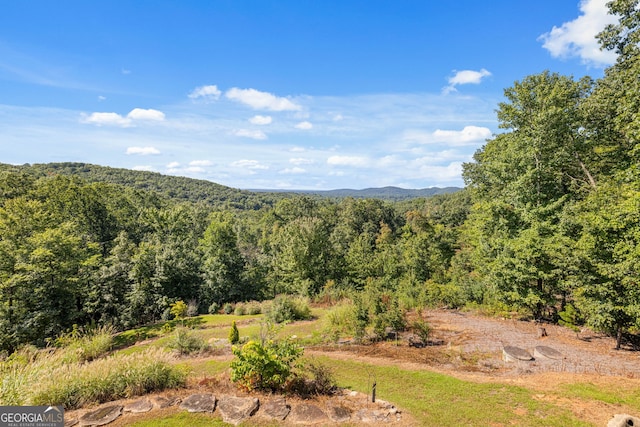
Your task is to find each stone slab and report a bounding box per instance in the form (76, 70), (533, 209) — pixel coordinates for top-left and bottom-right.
(260, 397), (290, 421)
(533, 345), (562, 360)
(217, 395), (260, 425)
(179, 393), (216, 413)
(124, 399), (153, 413)
(79, 405), (123, 426)
(288, 403), (329, 425)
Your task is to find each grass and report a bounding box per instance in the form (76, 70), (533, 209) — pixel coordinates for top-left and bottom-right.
(561, 382), (640, 408)
(313, 356), (590, 427)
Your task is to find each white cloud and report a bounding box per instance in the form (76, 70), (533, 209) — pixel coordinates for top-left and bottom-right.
(126, 146), (161, 155)
(279, 167), (306, 174)
(98, 95), (106, 101)
(290, 158), (314, 165)
(189, 160), (213, 166)
(295, 121), (313, 130)
(230, 159), (269, 170)
(185, 166), (205, 173)
(166, 161), (180, 168)
(444, 69), (491, 93)
(127, 108), (165, 121)
(249, 115), (273, 125)
(327, 155), (369, 167)
(82, 108), (165, 127)
(132, 165), (153, 171)
(290, 147), (306, 152)
(539, 0), (618, 67)
(225, 87), (301, 111)
(189, 85), (222, 101)
(233, 129), (268, 140)
(404, 125), (491, 146)
(82, 112), (132, 127)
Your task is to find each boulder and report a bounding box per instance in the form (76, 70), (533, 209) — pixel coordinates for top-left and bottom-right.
(608, 413), (640, 427)
(217, 395), (259, 425)
(179, 393), (216, 413)
(78, 405), (123, 426)
(152, 395), (181, 408)
(259, 397), (290, 421)
(326, 405), (351, 422)
(288, 403), (329, 425)
(123, 399), (153, 414)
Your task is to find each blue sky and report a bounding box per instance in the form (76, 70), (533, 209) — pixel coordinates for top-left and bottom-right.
(0, 0), (619, 189)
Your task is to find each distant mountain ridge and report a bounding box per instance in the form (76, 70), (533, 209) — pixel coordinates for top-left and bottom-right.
(0, 162), (460, 204)
(252, 186), (460, 200)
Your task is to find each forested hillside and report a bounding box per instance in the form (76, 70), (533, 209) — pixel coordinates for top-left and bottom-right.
(0, 0), (639, 354)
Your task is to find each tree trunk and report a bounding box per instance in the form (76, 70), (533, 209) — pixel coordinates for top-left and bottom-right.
(616, 327), (623, 350)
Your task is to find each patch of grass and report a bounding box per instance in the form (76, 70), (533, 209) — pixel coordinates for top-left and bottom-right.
(124, 411), (229, 427)
(315, 356), (589, 427)
(561, 382), (640, 408)
(1, 348), (187, 409)
(55, 325), (115, 363)
(165, 328), (209, 355)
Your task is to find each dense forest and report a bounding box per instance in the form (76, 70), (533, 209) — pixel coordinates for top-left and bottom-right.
(1, 0), (639, 353)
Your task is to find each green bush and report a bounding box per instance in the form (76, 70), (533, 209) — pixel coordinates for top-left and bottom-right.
(265, 295), (312, 324)
(246, 301), (263, 315)
(229, 321), (240, 345)
(166, 328), (208, 355)
(234, 304), (246, 316)
(223, 303), (234, 314)
(323, 300), (363, 341)
(208, 302), (219, 314)
(230, 338), (302, 391)
(55, 325), (115, 363)
(410, 317), (431, 343)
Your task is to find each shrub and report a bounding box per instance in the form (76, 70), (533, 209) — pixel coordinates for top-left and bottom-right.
(411, 317), (431, 343)
(186, 299), (199, 317)
(170, 300), (188, 321)
(304, 359), (337, 395)
(234, 304), (246, 316)
(229, 321), (240, 345)
(323, 300), (363, 341)
(266, 295), (312, 324)
(166, 328), (208, 355)
(230, 338), (302, 391)
(223, 303), (234, 314)
(246, 301), (263, 315)
(55, 325), (115, 363)
(208, 302), (220, 314)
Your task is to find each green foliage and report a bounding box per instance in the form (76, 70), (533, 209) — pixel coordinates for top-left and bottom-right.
(0, 348), (186, 409)
(323, 300), (364, 341)
(558, 304), (582, 335)
(410, 317), (431, 343)
(265, 295), (312, 324)
(166, 328), (208, 355)
(169, 300), (188, 321)
(230, 337), (303, 391)
(229, 321), (240, 345)
(53, 324), (115, 363)
(223, 303), (234, 314)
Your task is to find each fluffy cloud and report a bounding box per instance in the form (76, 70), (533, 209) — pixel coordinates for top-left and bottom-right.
(126, 146), (161, 155)
(189, 85), (222, 101)
(327, 155), (369, 167)
(233, 129), (268, 140)
(289, 158), (314, 165)
(83, 112), (132, 127)
(404, 125), (491, 145)
(444, 69), (491, 93)
(127, 108), (165, 121)
(230, 159), (269, 170)
(225, 87), (301, 111)
(249, 115), (273, 125)
(132, 165), (153, 171)
(166, 161), (180, 168)
(82, 108), (165, 127)
(295, 121), (313, 130)
(279, 167), (306, 174)
(539, 0), (617, 67)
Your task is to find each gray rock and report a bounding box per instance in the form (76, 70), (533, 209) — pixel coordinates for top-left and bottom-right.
(608, 413), (640, 427)
(260, 397), (290, 421)
(217, 395), (260, 425)
(327, 405), (351, 422)
(78, 405), (123, 426)
(179, 393), (216, 413)
(288, 403), (329, 425)
(152, 395), (181, 408)
(502, 346), (533, 362)
(123, 399), (153, 413)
